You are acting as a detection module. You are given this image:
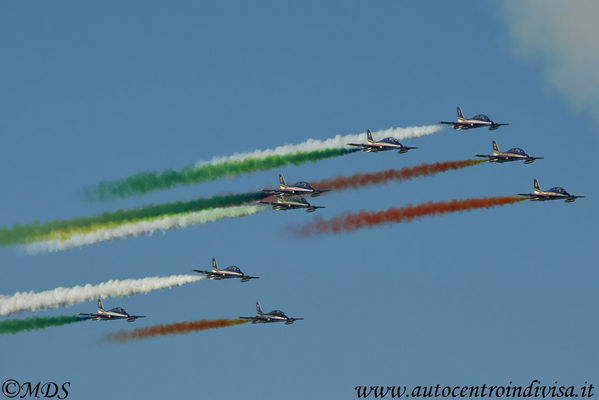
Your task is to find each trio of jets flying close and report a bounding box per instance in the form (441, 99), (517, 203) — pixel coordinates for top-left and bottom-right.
(78, 106), (583, 326)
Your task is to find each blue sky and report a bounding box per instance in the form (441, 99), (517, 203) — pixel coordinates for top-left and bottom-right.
(1, 2), (597, 399)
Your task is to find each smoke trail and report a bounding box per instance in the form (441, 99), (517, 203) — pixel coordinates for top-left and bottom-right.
(102, 319), (250, 343)
(25, 205), (267, 254)
(0, 275), (203, 317)
(0, 315), (83, 336)
(315, 159), (486, 192)
(87, 125), (443, 201)
(0, 192), (265, 247)
(293, 197), (526, 236)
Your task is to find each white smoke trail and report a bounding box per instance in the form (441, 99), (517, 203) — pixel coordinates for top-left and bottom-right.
(0, 274), (204, 316)
(25, 205), (267, 254)
(199, 125), (443, 166)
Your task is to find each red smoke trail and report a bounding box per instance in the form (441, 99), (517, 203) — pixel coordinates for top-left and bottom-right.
(314, 159), (486, 192)
(293, 197), (526, 237)
(102, 319), (249, 343)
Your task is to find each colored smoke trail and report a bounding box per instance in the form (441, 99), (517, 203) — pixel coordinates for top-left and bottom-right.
(87, 125), (443, 201)
(0, 275), (203, 317)
(102, 319), (250, 343)
(0, 192), (265, 247)
(24, 205), (267, 254)
(0, 315), (84, 336)
(293, 197), (526, 236)
(314, 159), (486, 192)
(89, 149), (350, 201)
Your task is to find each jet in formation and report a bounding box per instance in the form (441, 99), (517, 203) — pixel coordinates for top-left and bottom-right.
(259, 195), (325, 212)
(348, 130), (418, 154)
(261, 174), (329, 197)
(518, 179), (584, 203)
(79, 298), (146, 322)
(440, 107), (508, 131)
(192, 258), (259, 282)
(475, 141), (543, 164)
(239, 302), (303, 325)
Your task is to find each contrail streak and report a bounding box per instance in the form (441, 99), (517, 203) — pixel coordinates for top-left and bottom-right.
(87, 125), (443, 201)
(0, 315), (84, 336)
(24, 205), (267, 254)
(0, 275), (203, 317)
(102, 319), (250, 343)
(314, 159), (486, 192)
(0, 192), (265, 247)
(293, 197), (526, 236)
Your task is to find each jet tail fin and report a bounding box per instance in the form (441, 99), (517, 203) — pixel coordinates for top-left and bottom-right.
(457, 106), (465, 121)
(97, 298), (104, 313)
(256, 302), (263, 315)
(492, 140), (499, 155)
(212, 258), (218, 272)
(367, 129), (374, 143)
(279, 173), (287, 187)
(534, 179), (541, 193)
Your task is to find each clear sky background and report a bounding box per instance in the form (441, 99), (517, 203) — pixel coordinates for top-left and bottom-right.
(1, 1), (597, 399)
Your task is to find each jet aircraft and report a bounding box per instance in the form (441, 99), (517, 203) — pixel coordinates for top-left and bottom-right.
(518, 179), (584, 203)
(79, 299), (145, 322)
(261, 174), (329, 197)
(192, 258), (259, 282)
(475, 141), (543, 164)
(440, 107), (508, 131)
(259, 195), (325, 212)
(348, 130), (418, 153)
(239, 302), (303, 325)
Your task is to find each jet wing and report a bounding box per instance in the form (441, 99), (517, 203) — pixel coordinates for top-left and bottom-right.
(474, 154), (493, 159)
(239, 316), (264, 323)
(438, 121), (457, 126)
(240, 275), (260, 282)
(126, 315), (146, 322)
(78, 313), (103, 319)
(347, 143), (371, 148)
(192, 269), (212, 275)
(259, 200), (279, 206)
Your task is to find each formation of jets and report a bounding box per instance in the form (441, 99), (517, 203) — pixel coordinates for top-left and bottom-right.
(518, 179), (584, 203)
(239, 302), (303, 325)
(475, 141), (543, 164)
(73, 106), (583, 330)
(440, 106), (509, 131)
(259, 195), (325, 213)
(193, 258), (259, 282)
(348, 129), (418, 154)
(79, 299), (145, 322)
(261, 174), (328, 197)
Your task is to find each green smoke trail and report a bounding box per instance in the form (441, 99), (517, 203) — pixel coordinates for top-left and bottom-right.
(87, 148), (351, 201)
(0, 192), (265, 246)
(0, 315), (83, 335)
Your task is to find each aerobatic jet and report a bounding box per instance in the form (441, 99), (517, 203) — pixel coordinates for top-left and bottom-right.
(475, 141), (543, 164)
(261, 174), (329, 197)
(259, 195), (325, 212)
(440, 106), (508, 131)
(518, 179), (584, 203)
(79, 299), (145, 322)
(348, 130), (418, 153)
(192, 258), (259, 282)
(239, 302), (303, 325)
